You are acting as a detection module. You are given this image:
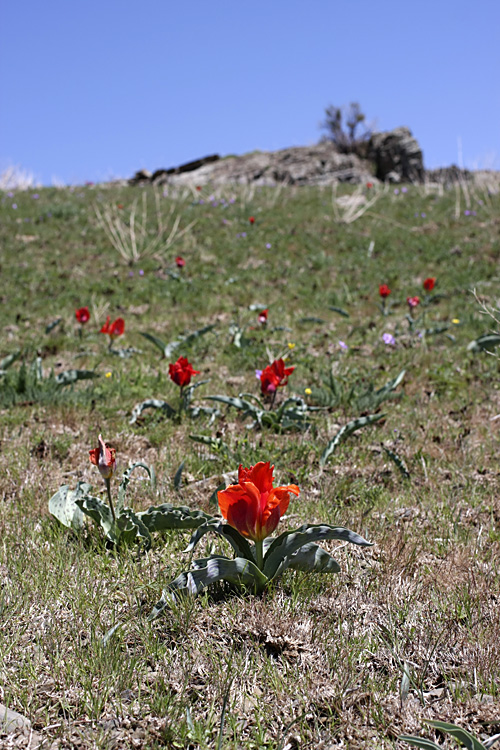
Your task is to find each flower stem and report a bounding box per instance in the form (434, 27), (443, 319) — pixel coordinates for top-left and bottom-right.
(255, 539), (264, 570)
(105, 477), (117, 524)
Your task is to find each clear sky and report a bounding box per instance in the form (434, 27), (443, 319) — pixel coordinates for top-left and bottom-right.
(1, 0), (499, 185)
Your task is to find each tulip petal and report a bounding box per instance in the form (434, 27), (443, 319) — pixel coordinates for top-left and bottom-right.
(218, 482), (260, 539)
(238, 461), (274, 494)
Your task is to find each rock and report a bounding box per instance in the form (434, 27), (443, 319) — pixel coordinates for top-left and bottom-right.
(129, 168), (152, 185)
(131, 143), (375, 188)
(426, 164), (473, 185)
(368, 127), (424, 183)
(0, 703), (31, 731)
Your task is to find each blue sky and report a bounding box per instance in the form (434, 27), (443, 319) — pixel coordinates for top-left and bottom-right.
(1, 0), (499, 185)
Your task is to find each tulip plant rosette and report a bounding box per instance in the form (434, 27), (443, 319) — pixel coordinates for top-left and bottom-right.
(149, 461), (372, 618)
(130, 356), (210, 424)
(49, 435), (212, 548)
(205, 358), (314, 431)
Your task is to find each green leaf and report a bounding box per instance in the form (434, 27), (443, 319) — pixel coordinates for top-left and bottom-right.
(424, 324), (450, 336)
(48, 482), (89, 530)
(467, 334), (500, 353)
(45, 318), (62, 334)
(116, 507), (152, 549)
(400, 661), (411, 703)
(137, 503), (213, 532)
(426, 721), (487, 750)
(278, 542), (341, 576)
(328, 306), (350, 317)
(184, 519), (255, 562)
(140, 331), (168, 356)
(205, 394), (253, 411)
(117, 461), (156, 513)
(173, 460), (184, 490)
(320, 413), (384, 468)
(149, 556), (268, 618)
(263, 523), (372, 581)
(75, 494), (117, 542)
(299, 316), (325, 324)
(182, 378), (210, 406)
(141, 324), (216, 359)
(55, 369), (100, 386)
(205, 394), (264, 425)
(0, 351), (20, 372)
(110, 346), (142, 358)
(189, 434), (230, 454)
(376, 368), (405, 396)
(129, 398), (176, 424)
(383, 445), (410, 479)
(398, 736), (441, 750)
(209, 481), (226, 507)
(484, 734), (500, 749)
(180, 323), (217, 347)
(248, 303), (268, 311)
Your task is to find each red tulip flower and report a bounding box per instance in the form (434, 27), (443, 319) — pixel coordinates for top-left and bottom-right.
(259, 359), (294, 395)
(379, 284), (391, 299)
(89, 434), (116, 480)
(100, 316), (125, 339)
(407, 296), (420, 310)
(423, 277), (436, 291)
(249, 216), (255, 224)
(258, 308), (268, 325)
(218, 461), (300, 543)
(175, 256), (186, 268)
(169, 356), (200, 387)
(75, 306), (90, 324)
(366, 182), (373, 189)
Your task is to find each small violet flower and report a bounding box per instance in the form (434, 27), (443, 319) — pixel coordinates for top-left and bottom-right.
(382, 333), (396, 346)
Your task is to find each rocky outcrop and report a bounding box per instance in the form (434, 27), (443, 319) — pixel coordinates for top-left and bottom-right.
(367, 127), (424, 183)
(129, 144), (375, 187)
(128, 129), (431, 187)
(130, 155), (220, 185)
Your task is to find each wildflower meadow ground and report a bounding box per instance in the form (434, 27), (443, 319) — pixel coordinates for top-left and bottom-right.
(1, 176), (500, 748)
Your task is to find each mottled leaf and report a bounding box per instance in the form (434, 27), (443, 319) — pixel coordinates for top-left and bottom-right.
(137, 503), (212, 532)
(184, 519), (255, 562)
(149, 556), (268, 619)
(129, 398), (176, 424)
(55, 369), (100, 386)
(468, 334), (500, 353)
(320, 413), (384, 468)
(263, 523), (372, 581)
(48, 482), (89, 530)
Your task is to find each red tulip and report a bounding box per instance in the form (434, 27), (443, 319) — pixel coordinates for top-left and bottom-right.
(175, 256), (186, 268)
(100, 316), (125, 339)
(407, 296), (420, 309)
(218, 461), (300, 542)
(258, 308), (268, 325)
(423, 277), (436, 291)
(249, 216), (255, 224)
(379, 284), (391, 299)
(75, 306), (90, 324)
(89, 434), (116, 480)
(259, 359), (294, 395)
(366, 182), (373, 189)
(169, 356), (200, 387)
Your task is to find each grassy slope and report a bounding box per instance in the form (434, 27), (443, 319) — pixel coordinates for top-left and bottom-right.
(0, 178), (499, 749)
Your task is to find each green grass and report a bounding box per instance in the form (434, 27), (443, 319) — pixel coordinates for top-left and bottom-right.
(1, 178), (500, 748)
